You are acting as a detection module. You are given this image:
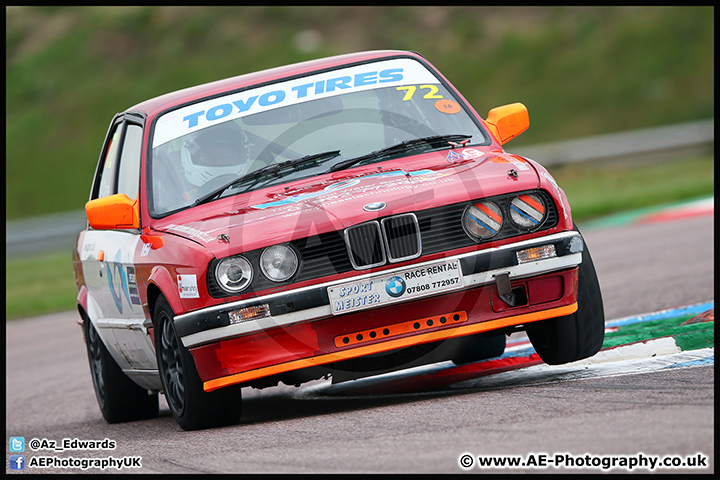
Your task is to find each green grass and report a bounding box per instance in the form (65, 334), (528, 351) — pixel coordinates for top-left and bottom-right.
(5, 154), (713, 320)
(549, 155), (714, 221)
(6, 251), (78, 319)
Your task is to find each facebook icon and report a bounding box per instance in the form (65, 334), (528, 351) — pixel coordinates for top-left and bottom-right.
(9, 455), (25, 470)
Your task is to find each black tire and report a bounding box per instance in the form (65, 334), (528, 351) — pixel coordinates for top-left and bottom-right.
(451, 333), (506, 365)
(525, 228), (605, 364)
(154, 295), (242, 430)
(84, 315), (158, 423)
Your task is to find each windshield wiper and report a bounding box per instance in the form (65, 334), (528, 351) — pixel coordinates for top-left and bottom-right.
(329, 134), (472, 172)
(193, 149), (341, 206)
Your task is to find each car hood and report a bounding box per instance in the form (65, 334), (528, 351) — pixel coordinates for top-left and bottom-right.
(153, 149), (540, 257)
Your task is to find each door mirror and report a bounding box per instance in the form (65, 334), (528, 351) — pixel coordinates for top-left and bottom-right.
(485, 103), (529, 145)
(85, 193), (139, 230)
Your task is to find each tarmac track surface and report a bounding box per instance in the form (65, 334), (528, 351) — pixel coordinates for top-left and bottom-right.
(5, 213), (714, 473)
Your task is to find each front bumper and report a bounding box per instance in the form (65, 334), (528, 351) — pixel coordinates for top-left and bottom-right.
(174, 231), (584, 390)
(177, 231), (583, 348)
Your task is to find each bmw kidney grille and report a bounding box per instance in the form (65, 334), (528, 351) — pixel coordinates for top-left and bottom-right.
(345, 214), (421, 270)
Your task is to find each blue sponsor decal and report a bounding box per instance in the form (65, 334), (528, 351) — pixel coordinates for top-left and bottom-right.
(106, 251), (125, 314)
(153, 58), (442, 148)
(105, 250), (137, 314)
(446, 150), (464, 163)
(183, 68), (404, 130)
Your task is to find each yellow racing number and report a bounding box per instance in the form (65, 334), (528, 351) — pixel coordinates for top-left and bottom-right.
(396, 85), (444, 101)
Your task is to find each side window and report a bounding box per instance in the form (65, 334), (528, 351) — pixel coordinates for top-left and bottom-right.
(116, 124), (143, 199)
(96, 123), (122, 199)
(93, 119), (144, 201)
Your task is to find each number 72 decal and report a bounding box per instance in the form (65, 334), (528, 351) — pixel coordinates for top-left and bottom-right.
(396, 85), (462, 115)
(396, 84), (444, 101)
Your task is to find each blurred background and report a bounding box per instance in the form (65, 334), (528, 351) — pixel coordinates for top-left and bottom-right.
(5, 6), (714, 318)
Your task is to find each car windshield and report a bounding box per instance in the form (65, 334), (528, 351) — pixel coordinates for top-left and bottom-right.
(149, 57), (489, 216)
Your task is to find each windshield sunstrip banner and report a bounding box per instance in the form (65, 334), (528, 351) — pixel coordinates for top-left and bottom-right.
(153, 58), (440, 148)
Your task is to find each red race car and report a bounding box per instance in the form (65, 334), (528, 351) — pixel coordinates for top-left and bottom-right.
(73, 50), (604, 430)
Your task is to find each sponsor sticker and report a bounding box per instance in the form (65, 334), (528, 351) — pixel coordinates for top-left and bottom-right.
(446, 149), (465, 163)
(435, 98), (461, 114)
(178, 274), (200, 299)
(446, 148), (489, 162)
(153, 58), (439, 148)
(328, 259), (463, 315)
(165, 224), (215, 243)
(126, 266), (142, 305)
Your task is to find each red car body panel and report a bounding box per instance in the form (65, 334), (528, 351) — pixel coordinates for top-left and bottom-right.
(74, 49), (582, 396)
(151, 151), (545, 255)
(193, 269), (578, 391)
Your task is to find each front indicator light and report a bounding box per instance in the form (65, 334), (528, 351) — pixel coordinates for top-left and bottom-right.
(229, 304), (270, 324)
(516, 244), (557, 264)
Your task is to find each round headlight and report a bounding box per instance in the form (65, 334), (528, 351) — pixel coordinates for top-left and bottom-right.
(215, 256), (253, 293)
(509, 193), (546, 229)
(463, 201), (503, 241)
(260, 244), (298, 282)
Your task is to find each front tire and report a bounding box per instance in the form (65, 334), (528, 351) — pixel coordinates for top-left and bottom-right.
(154, 295), (241, 430)
(525, 229), (605, 364)
(85, 315), (158, 423)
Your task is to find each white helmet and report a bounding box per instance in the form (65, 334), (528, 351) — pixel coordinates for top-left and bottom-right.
(181, 126), (250, 187)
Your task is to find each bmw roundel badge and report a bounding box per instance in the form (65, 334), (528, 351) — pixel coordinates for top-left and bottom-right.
(385, 276), (406, 298)
(363, 202), (387, 212)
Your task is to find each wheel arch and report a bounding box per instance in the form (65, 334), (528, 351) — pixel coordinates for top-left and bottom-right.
(76, 284), (89, 330)
(146, 266), (184, 326)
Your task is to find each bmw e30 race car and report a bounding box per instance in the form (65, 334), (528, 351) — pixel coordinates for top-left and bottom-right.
(72, 50), (604, 430)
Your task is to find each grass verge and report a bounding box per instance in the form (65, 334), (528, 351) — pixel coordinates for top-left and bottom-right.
(548, 155), (714, 221)
(6, 251), (77, 319)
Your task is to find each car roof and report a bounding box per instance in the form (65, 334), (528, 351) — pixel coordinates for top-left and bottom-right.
(126, 50), (425, 119)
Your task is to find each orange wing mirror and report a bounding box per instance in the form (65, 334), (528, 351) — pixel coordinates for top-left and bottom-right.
(85, 193), (139, 230)
(485, 103), (529, 145)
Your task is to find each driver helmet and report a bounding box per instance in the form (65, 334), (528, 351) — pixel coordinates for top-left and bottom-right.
(181, 126), (250, 187)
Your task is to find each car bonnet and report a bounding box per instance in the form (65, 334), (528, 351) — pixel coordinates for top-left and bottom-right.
(151, 149), (540, 258)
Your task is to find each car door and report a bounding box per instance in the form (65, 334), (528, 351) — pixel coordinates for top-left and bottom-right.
(80, 113), (156, 370)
